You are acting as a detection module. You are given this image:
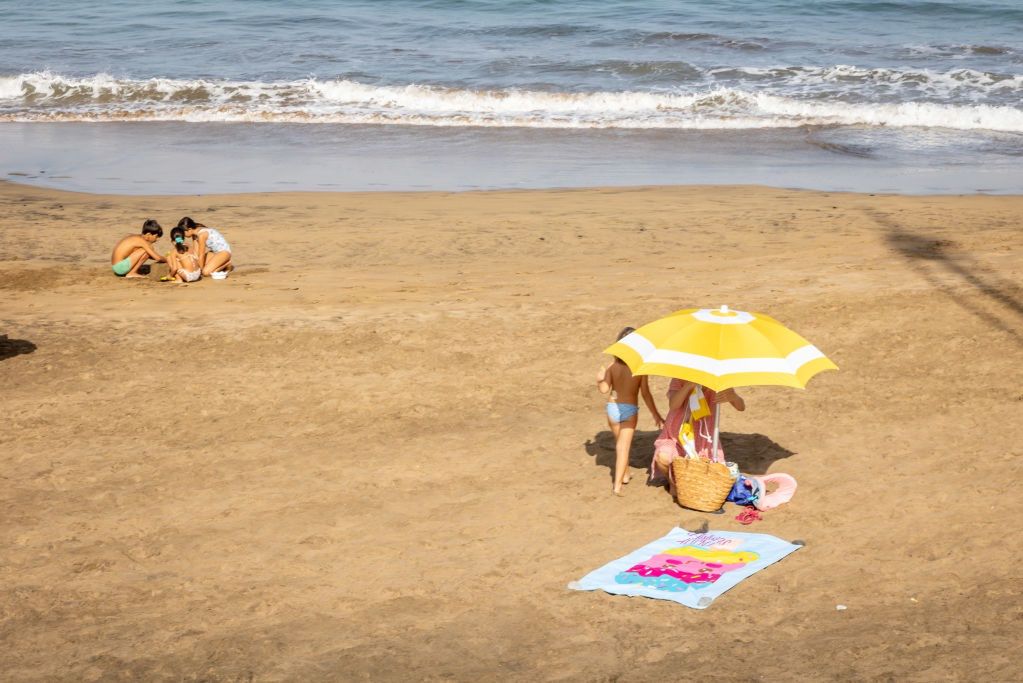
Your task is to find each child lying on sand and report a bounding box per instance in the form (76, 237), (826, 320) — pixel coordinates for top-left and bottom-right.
(110, 219), (166, 278)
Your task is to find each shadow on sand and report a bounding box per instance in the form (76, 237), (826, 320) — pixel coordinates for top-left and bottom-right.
(0, 335), (36, 361)
(872, 210), (1023, 346)
(584, 429), (795, 482)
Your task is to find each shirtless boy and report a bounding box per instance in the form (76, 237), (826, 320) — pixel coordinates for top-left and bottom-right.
(597, 326), (664, 496)
(110, 219), (165, 278)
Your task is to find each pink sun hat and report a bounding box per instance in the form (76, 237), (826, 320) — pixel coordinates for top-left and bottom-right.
(750, 473), (798, 511)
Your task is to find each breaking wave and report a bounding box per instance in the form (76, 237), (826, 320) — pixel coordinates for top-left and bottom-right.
(1, 71), (1022, 132)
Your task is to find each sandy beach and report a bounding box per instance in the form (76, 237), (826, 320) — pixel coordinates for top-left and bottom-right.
(1, 180), (1022, 680)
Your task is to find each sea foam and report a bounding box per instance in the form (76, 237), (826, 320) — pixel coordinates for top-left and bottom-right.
(2, 72), (1022, 132)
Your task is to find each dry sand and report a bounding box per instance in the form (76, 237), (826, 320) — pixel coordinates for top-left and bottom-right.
(1, 180), (1022, 681)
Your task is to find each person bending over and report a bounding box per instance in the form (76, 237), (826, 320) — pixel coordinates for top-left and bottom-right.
(166, 226), (202, 282)
(110, 219), (165, 278)
(178, 216), (233, 277)
(650, 380), (745, 495)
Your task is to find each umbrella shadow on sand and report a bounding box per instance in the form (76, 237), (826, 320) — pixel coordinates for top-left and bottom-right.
(0, 335), (37, 362)
(719, 432), (796, 475)
(584, 430), (794, 480)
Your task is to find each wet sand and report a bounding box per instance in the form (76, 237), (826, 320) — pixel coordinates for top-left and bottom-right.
(5, 122), (1022, 196)
(1, 180), (1021, 680)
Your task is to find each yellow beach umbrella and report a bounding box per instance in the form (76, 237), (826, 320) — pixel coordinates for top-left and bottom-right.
(604, 305), (837, 458)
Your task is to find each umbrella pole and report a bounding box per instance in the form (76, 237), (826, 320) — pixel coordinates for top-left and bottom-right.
(711, 404), (721, 463)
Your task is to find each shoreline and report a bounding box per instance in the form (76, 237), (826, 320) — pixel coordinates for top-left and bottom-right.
(5, 121), (1022, 196)
(4, 177), (1023, 201)
(3, 179), (1022, 679)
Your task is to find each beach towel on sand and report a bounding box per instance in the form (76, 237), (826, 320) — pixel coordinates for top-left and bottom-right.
(569, 527), (800, 609)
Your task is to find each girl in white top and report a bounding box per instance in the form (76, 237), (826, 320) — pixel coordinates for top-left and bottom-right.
(178, 216), (234, 277)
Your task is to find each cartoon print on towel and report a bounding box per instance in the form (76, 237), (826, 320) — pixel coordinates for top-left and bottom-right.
(572, 528), (800, 608)
(614, 545), (759, 592)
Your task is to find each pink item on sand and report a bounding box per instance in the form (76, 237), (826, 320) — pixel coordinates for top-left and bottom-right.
(750, 473), (798, 511)
(735, 507), (762, 525)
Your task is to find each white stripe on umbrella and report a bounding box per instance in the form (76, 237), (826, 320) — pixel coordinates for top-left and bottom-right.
(605, 306), (837, 467)
(619, 333), (827, 377)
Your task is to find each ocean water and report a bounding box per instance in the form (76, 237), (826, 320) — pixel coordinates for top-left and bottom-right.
(1, 0), (1021, 193)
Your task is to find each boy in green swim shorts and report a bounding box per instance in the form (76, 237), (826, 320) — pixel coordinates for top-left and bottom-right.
(110, 219), (166, 277)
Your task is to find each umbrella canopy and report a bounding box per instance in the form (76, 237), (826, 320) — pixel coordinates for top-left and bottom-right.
(605, 305), (837, 471)
(603, 306), (837, 392)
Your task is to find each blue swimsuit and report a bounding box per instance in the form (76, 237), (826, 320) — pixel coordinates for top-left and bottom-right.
(606, 402), (639, 423)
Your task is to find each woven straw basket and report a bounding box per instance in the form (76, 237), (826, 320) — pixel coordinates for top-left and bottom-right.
(672, 458), (735, 512)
